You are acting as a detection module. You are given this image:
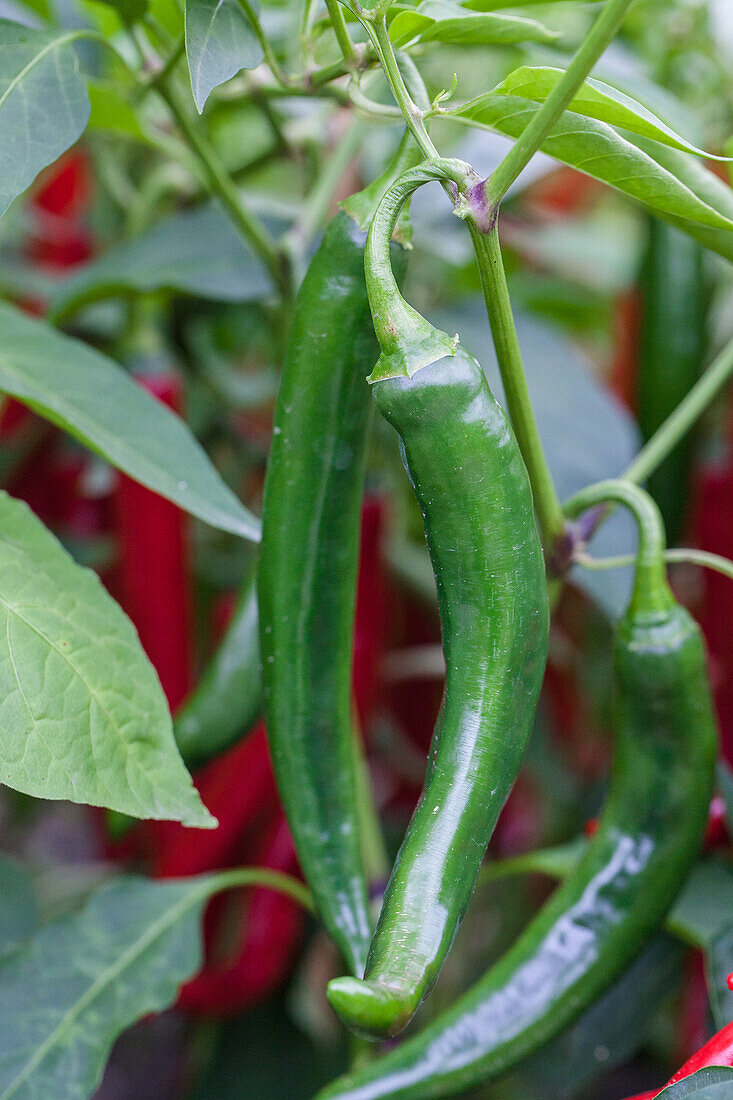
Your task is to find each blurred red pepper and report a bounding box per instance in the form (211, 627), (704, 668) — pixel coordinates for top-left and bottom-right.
(114, 373), (193, 712)
(623, 1020), (733, 1099)
(27, 150), (93, 272)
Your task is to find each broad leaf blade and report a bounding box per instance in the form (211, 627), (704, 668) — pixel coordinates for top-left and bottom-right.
(390, 4), (556, 47)
(51, 204), (273, 320)
(0, 491), (214, 826)
(657, 1068), (733, 1098)
(0, 857), (38, 958)
(454, 94), (733, 233)
(0, 875), (212, 1100)
(0, 21), (90, 218)
(493, 66), (728, 161)
(185, 0), (263, 113)
(0, 301), (260, 542)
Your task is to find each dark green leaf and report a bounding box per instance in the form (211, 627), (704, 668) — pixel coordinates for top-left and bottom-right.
(0, 857), (38, 958)
(668, 858), (733, 948)
(93, 0), (147, 25)
(0, 876), (212, 1100)
(0, 301), (260, 542)
(707, 923), (733, 1028)
(453, 94), (733, 235)
(51, 205), (273, 320)
(185, 0), (263, 113)
(389, 3), (556, 48)
(493, 66), (728, 160)
(0, 21), (90, 217)
(0, 491), (214, 825)
(656, 1068), (733, 1098)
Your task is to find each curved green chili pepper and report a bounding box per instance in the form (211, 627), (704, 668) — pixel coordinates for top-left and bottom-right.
(318, 480), (717, 1098)
(258, 141), (419, 974)
(327, 161), (549, 1039)
(173, 566), (260, 769)
(637, 219), (707, 544)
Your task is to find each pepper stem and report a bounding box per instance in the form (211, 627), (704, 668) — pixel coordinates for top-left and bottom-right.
(364, 159), (475, 382)
(563, 480), (674, 617)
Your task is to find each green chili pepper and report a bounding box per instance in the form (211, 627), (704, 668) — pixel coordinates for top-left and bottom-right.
(327, 161), (549, 1039)
(258, 142), (417, 974)
(637, 219), (707, 545)
(318, 479), (717, 1099)
(173, 566), (260, 769)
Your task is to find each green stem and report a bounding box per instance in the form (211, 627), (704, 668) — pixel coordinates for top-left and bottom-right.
(157, 78), (290, 299)
(368, 16), (438, 161)
(237, 0), (292, 85)
(468, 222), (565, 546)
(563, 479), (673, 616)
(485, 0), (636, 202)
(577, 547), (733, 585)
(325, 0), (358, 65)
(209, 867), (315, 912)
(624, 335), (733, 486)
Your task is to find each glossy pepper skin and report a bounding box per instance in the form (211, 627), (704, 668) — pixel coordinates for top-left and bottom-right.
(320, 482), (716, 1098)
(637, 219), (707, 544)
(624, 1020), (733, 1099)
(174, 567), (260, 768)
(259, 210), (404, 976)
(327, 159), (549, 1040)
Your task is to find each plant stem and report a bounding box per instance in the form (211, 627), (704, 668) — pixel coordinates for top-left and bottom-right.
(237, 0), (292, 85)
(210, 867), (315, 911)
(157, 78), (290, 299)
(624, 335), (733, 486)
(485, 0), (636, 202)
(325, 0), (358, 65)
(368, 16), (438, 161)
(576, 547), (733, 585)
(467, 221), (565, 546)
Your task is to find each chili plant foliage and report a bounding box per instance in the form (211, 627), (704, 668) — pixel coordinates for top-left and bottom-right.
(0, 0), (731, 1097)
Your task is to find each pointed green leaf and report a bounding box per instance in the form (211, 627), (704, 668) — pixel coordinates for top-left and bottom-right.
(453, 94), (733, 237)
(0, 491), (214, 826)
(463, 0), (600, 7)
(185, 0), (263, 113)
(51, 205), (273, 320)
(493, 66), (730, 161)
(707, 923), (733, 1028)
(389, 3), (556, 47)
(656, 1068), (733, 1098)
(0, 857), (38, 958)
(0, 876), (210, 1100)
(0, 21), (90, 218)
(0, 301), (260, 542)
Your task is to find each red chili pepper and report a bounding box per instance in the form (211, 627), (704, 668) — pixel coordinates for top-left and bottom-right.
(609, 290), (641, 413)
(622, 1021), (733, 1099)
(27, 151), (93, 271)
(114, 373), (193, 712)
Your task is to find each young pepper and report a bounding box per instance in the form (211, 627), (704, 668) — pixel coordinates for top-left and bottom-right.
(624, 1020), (733, 1099)
(327, 160), (549, 1040)
(319, 479), (717, 1097)
(258, 143), (417, 977)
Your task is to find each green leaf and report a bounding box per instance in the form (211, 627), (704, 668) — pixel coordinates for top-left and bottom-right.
(185, 0), (263, 113)
(0, 857), (38, 958)
(87, 81), (149, 141)
(0, 875), (211, 1100)
(656, 1068), (733, 1098)
(389, 3), (556, 48)
(452, 95), (733, 235)
(0, 491), (215, 826)
(668, 858), (733, 947)
(463, 0), (600, 7)
(51, 204), (274, 320)
(0, 21), (90, 218)
(492, 66), (730, 161)
(0, 301), (260, 542)
(707, 923), (733, 1028)
(93, 0), (148, 24)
